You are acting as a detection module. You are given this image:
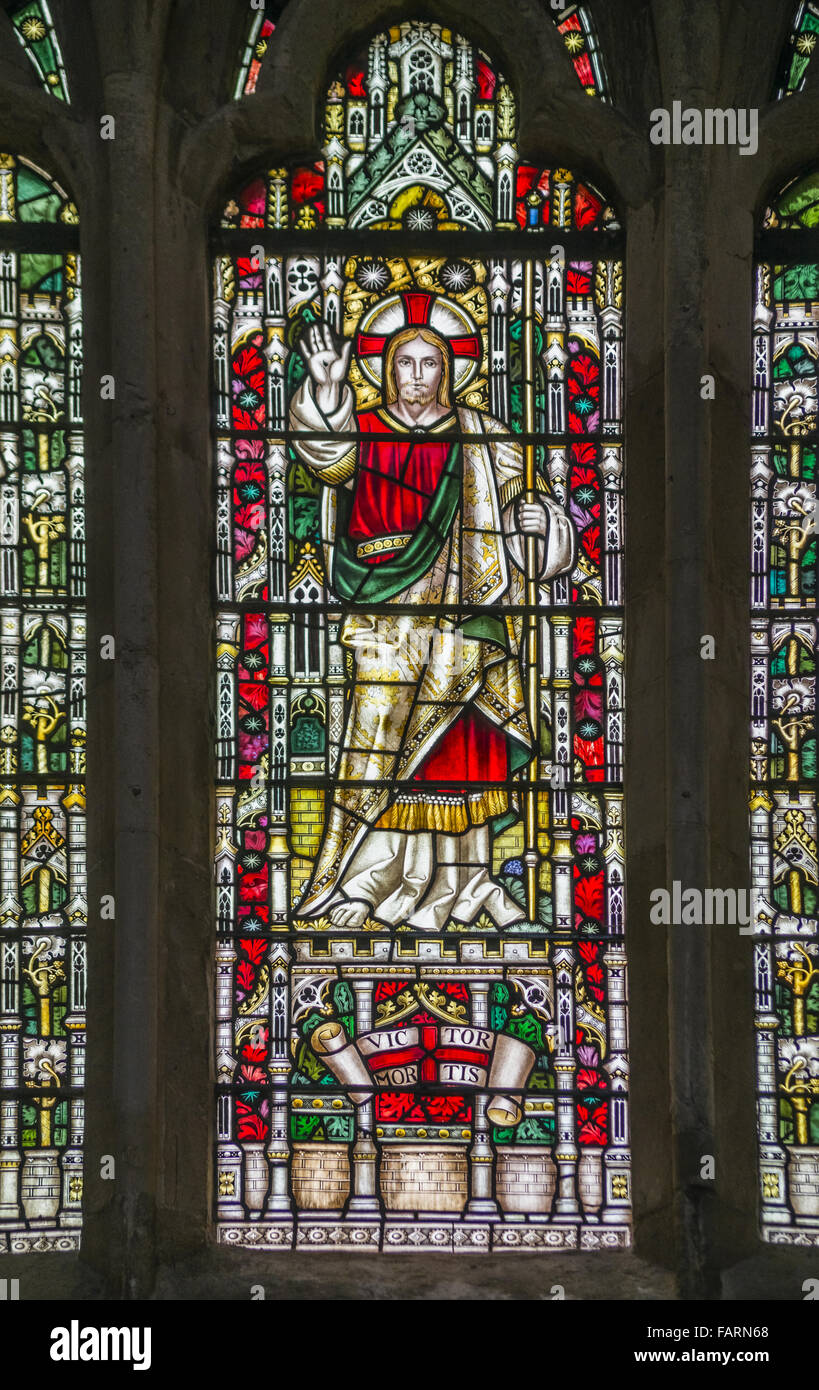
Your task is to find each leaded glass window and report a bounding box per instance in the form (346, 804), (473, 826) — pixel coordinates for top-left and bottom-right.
(7, 1), (69, 101)
(0, 154), (85, 1252)
(774, 2), (819, 99)
(212, 18), (628, 1252)
(233, 2), (609, 103)
(555, 4), (608, 100)
(752, 175), (819, 1241)
(232, 0), (285, 98)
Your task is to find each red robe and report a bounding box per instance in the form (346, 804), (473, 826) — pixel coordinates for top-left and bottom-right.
(349, 409), (508, 788)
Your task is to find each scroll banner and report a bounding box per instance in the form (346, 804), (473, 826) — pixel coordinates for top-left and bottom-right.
(311, 1021), (536, 1125)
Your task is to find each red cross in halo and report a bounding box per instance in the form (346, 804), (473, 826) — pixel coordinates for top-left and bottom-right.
(355, 292), (481, 364)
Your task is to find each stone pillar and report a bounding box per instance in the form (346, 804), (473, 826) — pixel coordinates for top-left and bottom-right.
(103, 56), (163, 1296)
(660, 18), (716, 1292)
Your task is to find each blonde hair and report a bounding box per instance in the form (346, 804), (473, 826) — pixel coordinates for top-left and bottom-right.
(384, 326), (452, 407)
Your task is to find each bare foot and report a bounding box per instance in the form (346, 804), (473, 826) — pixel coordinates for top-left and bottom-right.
(329, 901), (370, 928)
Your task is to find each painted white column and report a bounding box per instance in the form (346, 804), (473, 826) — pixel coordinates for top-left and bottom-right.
(464, 979), (499, 1221)
(346, 977), (379, 1217)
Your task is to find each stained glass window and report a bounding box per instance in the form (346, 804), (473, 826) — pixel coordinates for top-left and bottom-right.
(555, 4), (608, 101)
(752, 173), (819, 1242)
(233, 2), (609, 103)
(7, 1), (69, 102)
(0, 154), (85, 1253)
(774, 2), (819, 98)
(213, 19), (628, 1252)
(232, 1), (286, 98)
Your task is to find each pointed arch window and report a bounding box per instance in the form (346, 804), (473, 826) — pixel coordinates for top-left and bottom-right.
(752, 174), (819, 1241)
(774, 3), (819, 99)
(7, 2), (70, 101)
(232, 2), (609, 103)
(212, 18), (628, 1252)
(0, 153), (86, 1253)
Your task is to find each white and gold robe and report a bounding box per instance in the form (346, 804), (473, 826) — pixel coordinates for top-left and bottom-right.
(290, 379), (575, 927)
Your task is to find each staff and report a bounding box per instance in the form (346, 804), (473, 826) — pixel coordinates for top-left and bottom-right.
(522, 258), (540, 923)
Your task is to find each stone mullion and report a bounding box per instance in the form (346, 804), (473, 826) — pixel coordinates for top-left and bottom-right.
(664, 114), (713, 1296)
(105, 60), (162, 1296)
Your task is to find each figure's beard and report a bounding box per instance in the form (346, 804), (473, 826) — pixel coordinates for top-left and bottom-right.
(398, 382), (437, 406)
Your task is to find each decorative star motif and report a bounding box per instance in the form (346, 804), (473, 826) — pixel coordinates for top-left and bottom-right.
(441, 260), (475, 293)
(404, 206), (436, 232)
(355, 258), (390, 292)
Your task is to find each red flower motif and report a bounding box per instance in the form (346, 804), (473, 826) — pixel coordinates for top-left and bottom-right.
(234, 501), (265, 534)
(234, 445), (265, 468)
(577, 1101), (607, 1145)
(236, 961), (255, 993)
(244, 613), (268, 647)
(346, 66), (366, 97)
(476, 58), (497, 100)
(234, 526), (255, 564)
(570, 353), (599, 390)
(575, 876), (605, 918)
(239, 682), (268, 713)
(291, 164), (325, 212)
(581, 524), (601, 565)
(239, 179), (266, 218)
(236, 1103), (268, 1143)
(240, 937), (266, 964)
(574, 184), (603, 230)
(375, 1091), (414, 1120)
(567, 267), (591, 295)
(239, 870), (268, 904)
(573, 615), (597, 655)
(239, 1064), (266, 1084)
(572, 442), (597, 466)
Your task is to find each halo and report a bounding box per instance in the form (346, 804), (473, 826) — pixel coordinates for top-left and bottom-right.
(355, 290), (481, 394)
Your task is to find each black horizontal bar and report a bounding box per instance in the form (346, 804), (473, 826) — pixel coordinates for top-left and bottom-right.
(755, 233), (819, 260)
(214, 1085), (622, 1098)
(213, 428), (624, 446)
(0, 225), (80, 252)
(211, 600), (623, 614)
(211, 229), (625, 258)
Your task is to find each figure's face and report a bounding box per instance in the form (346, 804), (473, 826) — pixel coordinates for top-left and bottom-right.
(393, 335), (443, 406)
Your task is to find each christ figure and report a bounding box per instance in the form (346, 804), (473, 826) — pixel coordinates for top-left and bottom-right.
(290, 293), (575, 931)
